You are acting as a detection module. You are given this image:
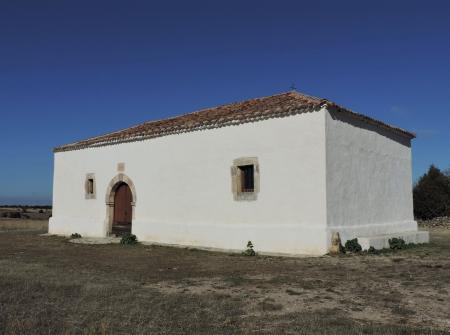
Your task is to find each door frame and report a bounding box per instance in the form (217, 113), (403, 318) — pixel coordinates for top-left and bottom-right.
(105, 173), (137, 236)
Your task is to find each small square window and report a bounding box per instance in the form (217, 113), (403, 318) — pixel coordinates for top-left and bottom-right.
(87, 179), (94, 194)
(231, 157), (259, 201)
(85, 174), (96, 199)
(238, 165), (254, 193)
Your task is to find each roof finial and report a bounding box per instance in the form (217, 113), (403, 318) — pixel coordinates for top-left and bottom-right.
(290, 83), (297, 91)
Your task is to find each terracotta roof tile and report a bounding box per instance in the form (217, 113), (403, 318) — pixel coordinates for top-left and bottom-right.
(54, 91), (415, 152)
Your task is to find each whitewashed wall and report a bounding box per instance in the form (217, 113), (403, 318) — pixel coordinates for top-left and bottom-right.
(325, 110), (416, 244)
(50, 109), (329, 255)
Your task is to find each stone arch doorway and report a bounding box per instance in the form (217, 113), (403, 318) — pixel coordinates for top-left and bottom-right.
(106, 174), (137, 236)
(112, 182), (132, 235)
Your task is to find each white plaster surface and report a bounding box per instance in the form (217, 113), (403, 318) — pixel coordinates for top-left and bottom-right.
(50, 110), (329, 255)
(325, 110), (418, 246)
(358, 231), (430, 250)
(50, 107), (420, 255)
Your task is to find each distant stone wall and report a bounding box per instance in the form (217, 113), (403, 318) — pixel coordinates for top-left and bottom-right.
(0, 207), (52, 220)
(418, 217), (450, 229)
(0, 219), (48, 231)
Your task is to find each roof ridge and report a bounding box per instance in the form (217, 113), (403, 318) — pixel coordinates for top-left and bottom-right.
(142, 90), (302, 123)
(54, 91), (415, 152)
(58, 91), (308, 147)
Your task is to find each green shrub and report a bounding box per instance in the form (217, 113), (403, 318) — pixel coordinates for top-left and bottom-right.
(120, 233), (138, 245)
(7, 212), (21, 219)
(368, 246), (378, 254)
(389, 238), (406, 250)
(344, 238), (362, 253)
(242, 241), (256, 256)
(71, 233), (82, 239)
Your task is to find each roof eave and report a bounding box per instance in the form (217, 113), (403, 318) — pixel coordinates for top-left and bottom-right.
(324, 102), (416, 140)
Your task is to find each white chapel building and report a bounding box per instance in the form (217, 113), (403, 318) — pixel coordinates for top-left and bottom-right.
(49, 91), (428, 255)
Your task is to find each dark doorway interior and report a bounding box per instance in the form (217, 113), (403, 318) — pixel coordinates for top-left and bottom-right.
(112, 182), (132, 236)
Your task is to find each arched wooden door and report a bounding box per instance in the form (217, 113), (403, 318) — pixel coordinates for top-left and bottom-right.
(112, 182), (132, 236)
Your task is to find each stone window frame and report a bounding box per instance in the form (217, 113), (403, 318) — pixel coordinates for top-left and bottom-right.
(84, 173), (96, 199)
(231, 157), (260, 201)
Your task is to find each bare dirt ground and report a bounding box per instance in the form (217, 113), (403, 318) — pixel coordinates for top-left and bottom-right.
(0, 219), (449, 334)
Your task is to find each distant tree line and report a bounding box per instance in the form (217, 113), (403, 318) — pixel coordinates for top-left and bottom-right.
(0, 205), (52, 209)
(413, 165), (450, 220)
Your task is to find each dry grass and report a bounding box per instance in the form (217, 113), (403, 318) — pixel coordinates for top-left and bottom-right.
(0, 222), (449, 334)
(0, 218), (48, 231)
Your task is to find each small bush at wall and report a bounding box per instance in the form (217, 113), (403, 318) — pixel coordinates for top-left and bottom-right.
(388, 237), (416, 250)
(242, 241), (256, 256)
(120, 233), (138, 245)
(71, 233), (82, 239)
(367, 246), (379, 254)
(344, 238), (362, 253)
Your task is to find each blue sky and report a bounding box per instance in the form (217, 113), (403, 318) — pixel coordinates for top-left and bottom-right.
(1, 0), (449, 205)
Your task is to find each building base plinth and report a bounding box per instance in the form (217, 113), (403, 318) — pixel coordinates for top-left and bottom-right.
(357, 231), (429, 250)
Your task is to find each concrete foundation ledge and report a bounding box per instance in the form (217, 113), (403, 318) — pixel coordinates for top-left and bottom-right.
(140, 241), (319, 258)
(357, 231), (429, 250)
